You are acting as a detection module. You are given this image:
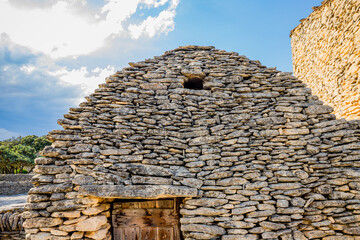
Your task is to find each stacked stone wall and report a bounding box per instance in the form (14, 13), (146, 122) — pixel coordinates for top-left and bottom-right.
(0, 174), (33, 195)
(291, 0), (360, 120)
(24, 46), (360, 239)
(0, 206), (25, 240)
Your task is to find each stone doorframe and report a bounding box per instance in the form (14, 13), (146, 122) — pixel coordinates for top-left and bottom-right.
(74, 185), (198, 239)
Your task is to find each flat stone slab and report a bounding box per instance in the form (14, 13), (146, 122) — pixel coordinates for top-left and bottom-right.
(79, 185), (198, 199)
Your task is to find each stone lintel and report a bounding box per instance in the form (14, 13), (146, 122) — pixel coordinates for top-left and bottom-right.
(78, 185), (199, 199)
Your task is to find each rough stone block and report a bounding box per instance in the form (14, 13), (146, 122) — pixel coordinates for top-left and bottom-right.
(76, 215), (107, 232)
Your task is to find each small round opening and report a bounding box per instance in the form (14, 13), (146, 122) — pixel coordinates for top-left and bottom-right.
(184, 78), (203, 90)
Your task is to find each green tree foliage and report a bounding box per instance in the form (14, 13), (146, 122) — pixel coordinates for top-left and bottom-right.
(0, 135), (51, 174)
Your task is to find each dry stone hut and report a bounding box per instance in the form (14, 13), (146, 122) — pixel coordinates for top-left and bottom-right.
(25, 46), (360, 240)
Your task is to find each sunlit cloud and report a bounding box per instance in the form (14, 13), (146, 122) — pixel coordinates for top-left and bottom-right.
(0, 0), (181, 138)
(48, 65), (116, 103)
(141, 0), (168, 8)
(20, 65), (35, 74)
(0, 0), (180, 58)
(129, 9), (176, 39)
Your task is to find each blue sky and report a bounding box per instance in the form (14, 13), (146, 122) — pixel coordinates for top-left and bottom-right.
(0, 0), (322, 140)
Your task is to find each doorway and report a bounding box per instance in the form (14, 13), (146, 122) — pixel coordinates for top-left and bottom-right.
(112, 199), (181, 240)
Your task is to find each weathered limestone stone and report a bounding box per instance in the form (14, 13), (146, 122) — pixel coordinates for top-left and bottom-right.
(80, 197), (101, 205)
(33, 165), (72, 175)
(218, 221), (255, 229)
(180, 178), (203, 189)
(305, 105), (333, 115)
(245, 181), (268, 190)
(28, 194), (50, 203)
(180, 217), (214, 224)
(40, 146), (65, 158)
(186, 198), (228, 207)
(181, 224), (226, 235)
(51, 211), (81, 218)
(189, 136), (223, 146)
(51, 229), (68, 236)
(247, 210), (276, 218)
(281, 129), (309, 136)
(131, 176), (172, 185)
(181, 69), (206, 79)
(84, 224), (110, 240)
(304, 230), (327, 239)
(125, 164), (172, 176)
(29, 183), (72, 194)
(79, 185), (198, 198)
(28, 232), (51, 240)
(82, 204), (110, 216)
(269, 183), (302, 190)
(259, 221), (286, 230)
(59, 224), (77, 232)
(316, 185), (333, 195)
(100, 149), (131, 156)
(293, 230), (307, 240)
(70, 231), (84, 239)
(76, 215), (107, 232)
(46, 199), (82, 212)
(72, 175), (95, 185)
(23, 217), (63, 228)
(217, 177), (247, 186)
(63, 216), (88, 225)
(34, 157), (56, 165)
(323, 236), (355, 240)
(232, 206), (256, 215)
(181, 207), (228, 216)
(330, 191), (355, 200)
(222, 234), (258, 240)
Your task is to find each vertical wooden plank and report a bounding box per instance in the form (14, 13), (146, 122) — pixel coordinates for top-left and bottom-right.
(158, 227), (174, 240)
(173, 198), (181, 240)
(113, 227), (123, 240)
(174, 198), (179, 212)
(174, 225), (181, 240)
(140, 227), (157, 240)
(123, 227), (140, 240)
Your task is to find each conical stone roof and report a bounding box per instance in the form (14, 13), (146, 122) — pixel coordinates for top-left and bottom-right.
(25, 46), (360, 240)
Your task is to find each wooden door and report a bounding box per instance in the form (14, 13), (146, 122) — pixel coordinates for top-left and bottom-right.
(112, 199), (181, 240)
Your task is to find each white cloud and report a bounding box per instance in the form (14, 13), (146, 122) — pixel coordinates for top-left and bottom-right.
(0, 0), (179, 58)
(141, 0), (168, 8)
(129, 0), (179, 39)
(20, 65), (35, 74)
(129, 9), (176, 39)
(1, 33), (116, 106)
(48, 65), (116, 103)
(0, 128), (20, 140)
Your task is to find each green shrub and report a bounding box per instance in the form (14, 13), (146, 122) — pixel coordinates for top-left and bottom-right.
(0, 135), (51, 174)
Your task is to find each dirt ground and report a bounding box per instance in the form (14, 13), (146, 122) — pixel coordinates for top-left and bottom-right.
(0, 194), (27, 209)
